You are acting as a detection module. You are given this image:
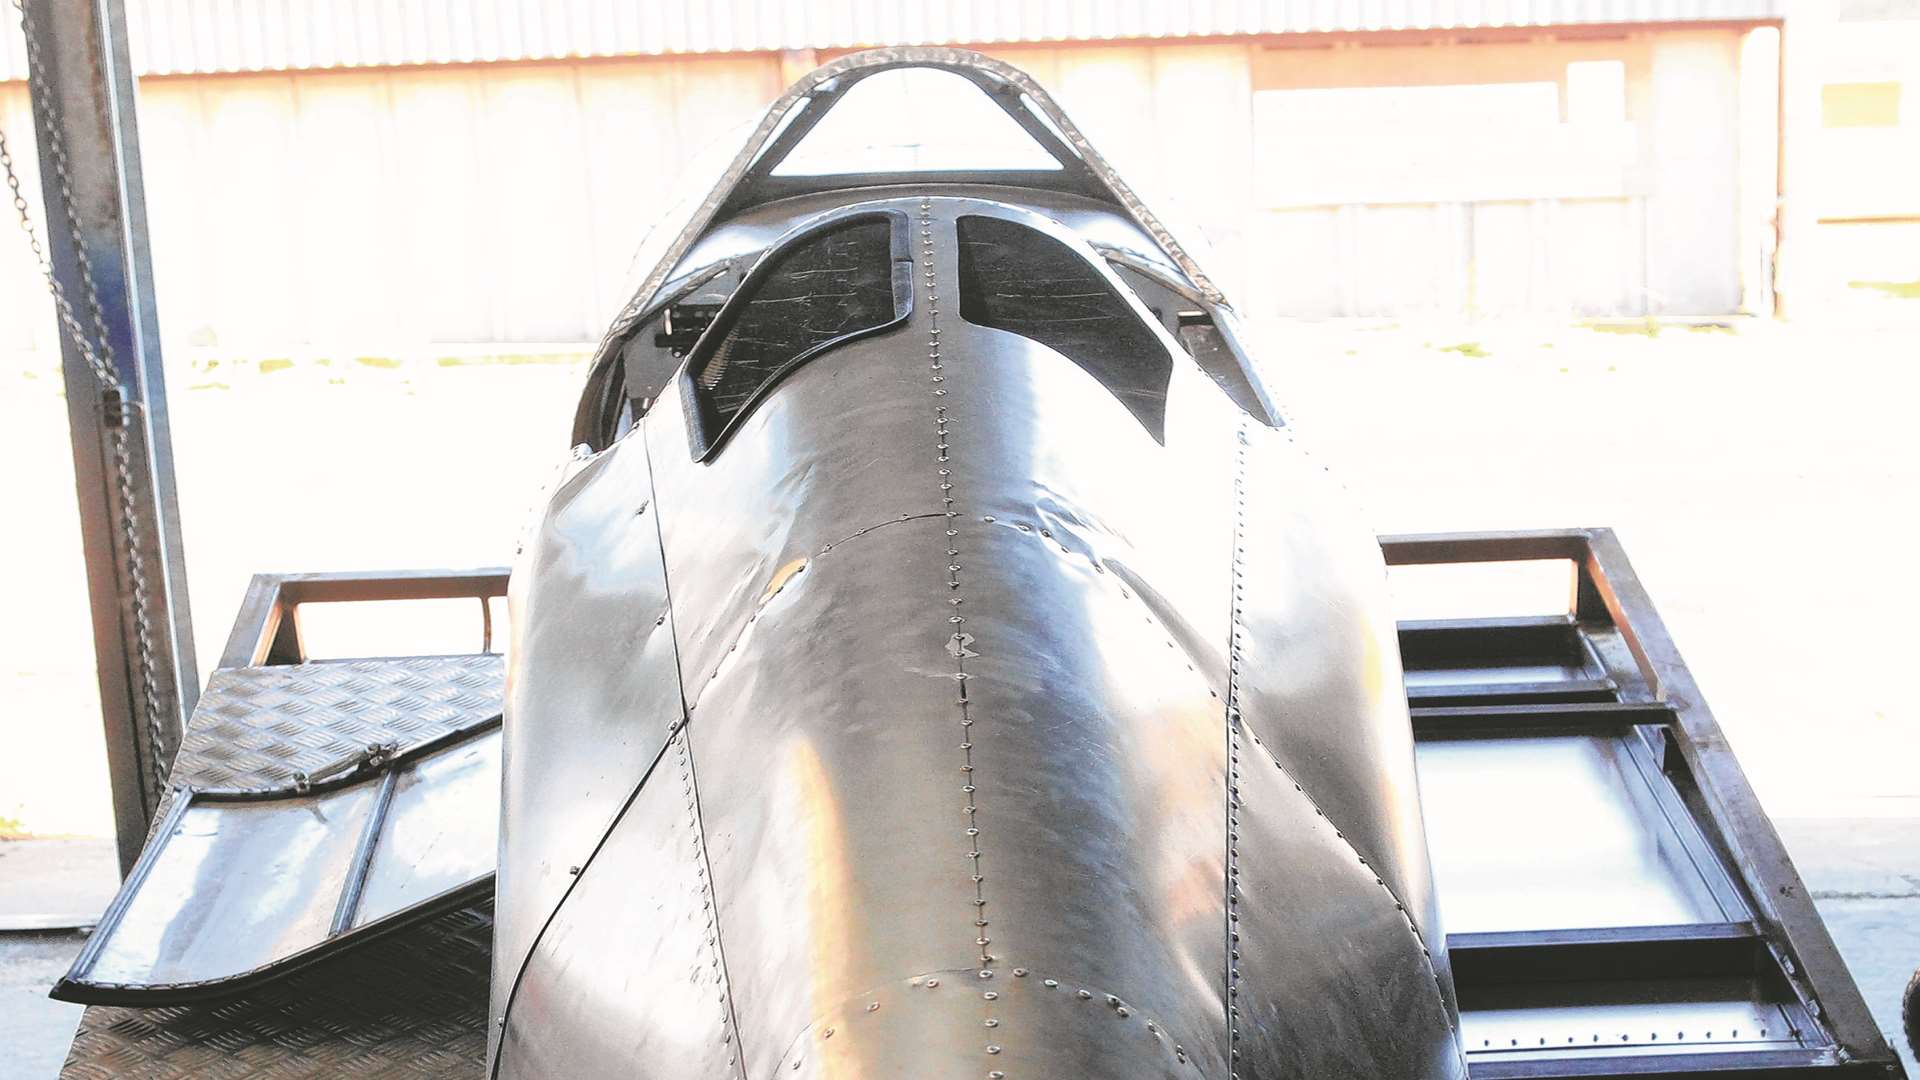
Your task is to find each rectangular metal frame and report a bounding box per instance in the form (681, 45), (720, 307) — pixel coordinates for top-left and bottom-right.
(1385, 529), (1902, 1079)
(219, 568), (511, 669)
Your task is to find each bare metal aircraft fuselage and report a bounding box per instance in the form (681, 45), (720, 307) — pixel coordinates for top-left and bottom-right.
(492, 48), (1467, 1079)
(47, 44), (1908, 1080)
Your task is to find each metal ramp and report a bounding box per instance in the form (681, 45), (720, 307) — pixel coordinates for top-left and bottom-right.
(57, 532), (1905, 1078)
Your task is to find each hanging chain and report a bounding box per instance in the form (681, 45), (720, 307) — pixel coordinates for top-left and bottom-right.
(6, 0), (175, 797)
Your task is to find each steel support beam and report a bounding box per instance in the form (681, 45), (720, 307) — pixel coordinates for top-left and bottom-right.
(19, 0), (197, 873)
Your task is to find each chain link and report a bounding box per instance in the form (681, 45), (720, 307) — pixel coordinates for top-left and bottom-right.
(6, 0), (176, 797)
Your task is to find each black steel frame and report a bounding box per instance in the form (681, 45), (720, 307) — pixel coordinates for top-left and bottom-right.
(1385, 528), (1903, 1079)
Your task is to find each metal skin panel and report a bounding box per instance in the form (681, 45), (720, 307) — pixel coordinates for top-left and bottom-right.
(1233, 418), (1464, 1023)
(355, 731), (503, 927)
(490, 429), (689, 1060)
(494, 729), (737, 1079)
(523, 191), (1465, 1075)
(643, 334), (949, 710)
(84, 784), (380, 987)
(674, 518), (988, 1078)
(1232, 709), (1471, 1078)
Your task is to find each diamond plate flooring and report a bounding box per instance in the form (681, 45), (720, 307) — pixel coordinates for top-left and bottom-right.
(53, 655), (503, 1080)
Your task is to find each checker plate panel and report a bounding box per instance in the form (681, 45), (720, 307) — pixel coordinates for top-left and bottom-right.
(61, 656), (502, 1079)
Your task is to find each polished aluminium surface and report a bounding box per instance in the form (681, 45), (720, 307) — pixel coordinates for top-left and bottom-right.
(495, 728), (736, 1079)
(82, 781), (382, 988)
(357, 729), (502, 927)
(488, 428), (691, 1064)
(56, 708), (500, 1002)
(497, 189), (1465, 1077)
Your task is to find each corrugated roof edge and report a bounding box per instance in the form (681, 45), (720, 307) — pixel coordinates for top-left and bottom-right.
(2, 1), (1788, 84)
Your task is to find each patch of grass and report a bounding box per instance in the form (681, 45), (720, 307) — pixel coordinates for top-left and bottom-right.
(1588, 319), (1661, 338)
(0, 813), (28, 838)
(354, 355), (402, 370)
(1687, 322), (1737, 335)
(434, 353), (586, 368)
(1437, 341), (1490, 358)
(258, 358), (293, 374)
(188, 381), (231, 391)
(1848, 278), (1920, 300)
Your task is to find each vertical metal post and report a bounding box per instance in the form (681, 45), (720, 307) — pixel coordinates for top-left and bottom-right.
(20, 0), (198, 873)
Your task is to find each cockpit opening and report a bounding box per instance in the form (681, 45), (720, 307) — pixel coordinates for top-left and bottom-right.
(683, 211), (913, 458)
(956, 213), (1173, 442)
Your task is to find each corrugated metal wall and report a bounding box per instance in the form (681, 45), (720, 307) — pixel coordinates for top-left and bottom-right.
(1, 2), (1784, 82)
(0, 24), (1766, 355)
(1247, 30), (1751, 317)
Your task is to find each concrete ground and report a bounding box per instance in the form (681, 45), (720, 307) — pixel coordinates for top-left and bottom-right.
(0, 840), (115, 1077)
(1777, 821), (1920, 1075)
(1, 927), (89, 1078)
(0, 318), (1916, 1073)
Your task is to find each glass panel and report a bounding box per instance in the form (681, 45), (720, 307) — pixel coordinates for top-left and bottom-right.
(693, 217), (899, 429)
(770, 68), (1060, 175)
(1462, 977), (1800, 1060)
(354, 729), (501, 926)
(957, 214), (1172, 440)
(1416, 735), (1729, 933)
(86, 784), (379, 985)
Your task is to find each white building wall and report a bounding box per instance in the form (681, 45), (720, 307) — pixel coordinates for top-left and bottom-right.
(1647, 31), (1745, 314)
(11, 56), (784, 358)
(0, 30), (1767, 362)
(1241, 30), (1754, 319)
